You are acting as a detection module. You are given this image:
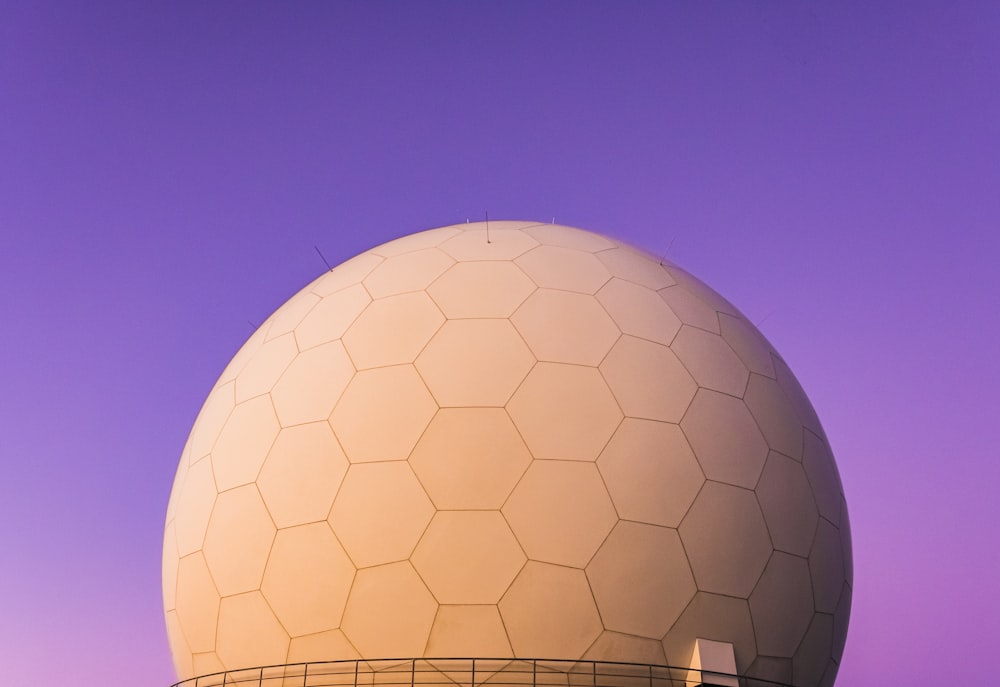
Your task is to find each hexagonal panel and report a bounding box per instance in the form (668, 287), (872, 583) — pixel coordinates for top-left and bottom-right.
(678, 481), (771, 598)
(235, 333), (298, 402)
(525, 224), (617, 252)
(833, 584), (851, 663)
(745, 657), (792, 687)
(515, 245), (612, 294)
(744, 374), (803, 460)
(803, 431), (844, 527)
(409, 408), (531, 509)
(773, 355), (825, 438)
(329, 462), (434, 568)
(412, 511), (526, 604)
(596, 279), (681, 346)
(809, 519), (845, 614)
(188, 381), (235, 462)
(203, 485), (276, 596)
(428, 261), (536, 318)
(439, 224), (540, 260)
(163, 523), (179, 611)
(665, 266), (740, 318)
(330, 366), (437, 463)
(597, 419), (704, 528)
(211, 395), (280, 491)
(363, 248), (454, 298)
(601, 336), (696, 423)
(670, 326), (749, 398)
(755, 452), (818, 557)
(749, 552), (814, 657)
(583, 632), (667, 665)
(174, 457), (217, 555)
(190, 652), (224, 680)
(511, 289), (619, 366)
(595, 247), (675, 290)
(341, 561), (437, 657)
(343, 292), (445, 369)
(661, 593), (757, 674)
(165, 610), (193, 679)
(372, 227), (461, 257)
(507, 363), (622, 462)
(310, 253), (383, 298)
(425, 605), (513, 657)
(718, 313), (776, 378)
(295, 284), (372, 350)
(502, 461), (617, 568)
(587, 521), (696, 638)
(216, 591), (289, 671)
(267, 291), (320, 340)
(499, 562), (602, 659)
(261, 523), (355, 636)
(258, 423), (348, 528)
(681, 390), (768, 489)
(416, 319), (534, 407)
(658, 286), (720, 333)
(793, 614), (833, 687)
(271, 341), (355, 427)
(286, 629), (360, 664)
(174, 552), (220, 653)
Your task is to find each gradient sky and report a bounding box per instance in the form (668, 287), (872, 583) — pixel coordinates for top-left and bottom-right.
(2, 3), (998, 686)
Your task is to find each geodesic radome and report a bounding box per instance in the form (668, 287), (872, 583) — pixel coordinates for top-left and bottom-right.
(163, 221), (851, 687)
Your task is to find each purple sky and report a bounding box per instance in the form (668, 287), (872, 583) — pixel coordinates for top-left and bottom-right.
(2, 3), (998, 685)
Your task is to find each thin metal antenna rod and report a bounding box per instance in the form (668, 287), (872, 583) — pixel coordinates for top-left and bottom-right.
(314, 245), (334, 272)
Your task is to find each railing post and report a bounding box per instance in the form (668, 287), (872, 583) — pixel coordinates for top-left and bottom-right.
(354, 659), (360, 687)
(532, 660), (536, 687)
(303, 661), (309, 687)
(471, 658), (476, 687)
(411, 658), (416, 687)
(592, 661), (596, 687)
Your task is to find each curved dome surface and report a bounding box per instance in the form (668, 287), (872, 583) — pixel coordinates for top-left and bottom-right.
(163, 221), (851, 687)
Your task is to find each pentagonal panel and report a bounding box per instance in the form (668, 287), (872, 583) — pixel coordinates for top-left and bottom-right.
(271, 341), (355, 426)
(412, 511), (526, 604)
(188, 381), (235, 462)
(439, 225), (540, 260)
(409, 408), (531, 510)
(809, 519), (845, 614)
(363, 248), (454, 298)
(515, 245), (612, 294)
(267, 291), (320, 340)
(261, 523), (355, 636)
(372, 227), (461, 257)
(587, 522), (696, 638)
(415, 319), (534, 407)
(793, 614), (833, 687)
(329, 462), (434, 568)
(661, 593), (757, 674)
(597, 419), (704, 528)
(756, 452), (818, 557)
(596, 279), (681, 346)
(212, 395), (280, 491)
(658, 286), (720, 333)
(428, 261), (536, 317)
(681, 390), (767, 489)
(286, 629), (360, 664)
(502, 461), (617, 568)
(295, 284), (372, 350)
(310, 253), (383, 298)
(258, 423), (347, 528)
(583, 632), (667, 664)
(601, 336), (696, 423)
(744, 374), (803, 460)
(507, 363), (622, 462)
(525, 224), (617, 252)
(670, 326), (749, 398)
(803, 431), (843, 527)
(719, 313), (776, 378)
(330, 366), (436, 463)
(595, 247), (675, 290)
(235, 333), (298, 402)
(174, 457), (217, 555)
(175, 552), (220, 653)
(341, 562), (437, 657)
(749, 552), (814, 657)
(499, 562), (602, 659)
(679, 481), (771, 598)
(343, 292), (444, 369)
(203, 485), (276, 596)
(511, 289), (620, 366)
(216, 592), (289, 671)
(425, 605), (513, 657)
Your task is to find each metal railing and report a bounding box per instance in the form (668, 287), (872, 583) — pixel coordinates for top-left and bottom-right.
(169, 657), (796, 687)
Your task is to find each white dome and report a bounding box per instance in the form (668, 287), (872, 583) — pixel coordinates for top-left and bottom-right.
(163, 221), (851, 687)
